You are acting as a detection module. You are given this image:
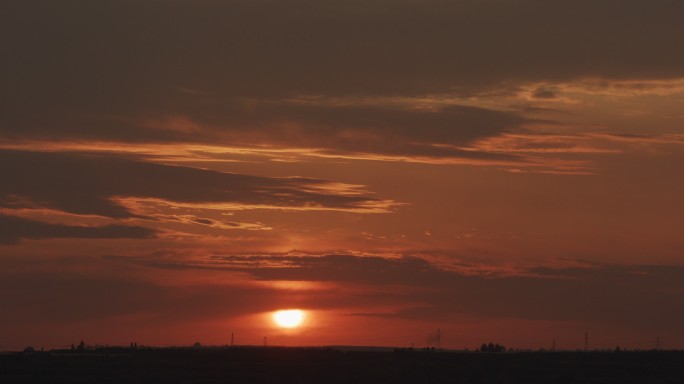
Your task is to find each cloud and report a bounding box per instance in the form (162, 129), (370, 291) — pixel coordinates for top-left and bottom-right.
(0, 271), (281, 324)
(3, 251), (682, 338)
(3, 0), (684, 102)
(0, 214), (155, 245)
(0, 150), (394, 218)
(156, 213), (272, 230)
(112, 253), (684, 330)
(0, 101), (529, 164)
(194, 103), (527, 159)
(531, 88), (557, 100)
(2, 0), (683, 164)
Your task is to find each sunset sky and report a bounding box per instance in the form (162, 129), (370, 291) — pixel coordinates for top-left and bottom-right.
(2, 0), (684, 351)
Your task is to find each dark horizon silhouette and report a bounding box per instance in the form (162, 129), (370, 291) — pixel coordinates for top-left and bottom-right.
(4, 344), (684, 383)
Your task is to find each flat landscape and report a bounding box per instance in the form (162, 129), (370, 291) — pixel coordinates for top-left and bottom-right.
(2, 347), (684, 384)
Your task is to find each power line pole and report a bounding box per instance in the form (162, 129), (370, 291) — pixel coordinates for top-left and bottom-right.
(231, 332), (234, 347)
(584, 331), (588, 351)
(263, 337), (267, 347)
(436, 329), (441, 350)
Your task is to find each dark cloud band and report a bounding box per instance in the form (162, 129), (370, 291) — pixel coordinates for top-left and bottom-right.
(0, 150), (389, 218)
(0, 214), (155, 245)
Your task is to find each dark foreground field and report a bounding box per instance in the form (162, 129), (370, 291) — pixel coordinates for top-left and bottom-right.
(2, 347), (683, 384)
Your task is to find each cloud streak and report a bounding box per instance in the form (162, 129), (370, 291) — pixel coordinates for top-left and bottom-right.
(0, 150), (395, 219)
(102, 252), (684, 330)
(0, 214), (155, 245)
(3, 0), (683, 168)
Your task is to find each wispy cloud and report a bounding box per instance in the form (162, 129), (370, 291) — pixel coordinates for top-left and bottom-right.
(0, 150), (396, 220)
(101, 252), (684, 330)
(0, 214), (155, 245)
(4, 1), (684, 173)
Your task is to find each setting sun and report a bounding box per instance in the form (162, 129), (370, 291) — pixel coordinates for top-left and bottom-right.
(273, 310), (305, 328)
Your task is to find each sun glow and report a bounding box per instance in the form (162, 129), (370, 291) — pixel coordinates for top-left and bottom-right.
(273, 309), (305, 328)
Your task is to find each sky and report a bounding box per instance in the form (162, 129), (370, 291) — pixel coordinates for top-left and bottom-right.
(2, 0), (684, 351)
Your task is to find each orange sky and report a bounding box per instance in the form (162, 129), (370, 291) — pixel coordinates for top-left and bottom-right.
(1, 0), (684, 351)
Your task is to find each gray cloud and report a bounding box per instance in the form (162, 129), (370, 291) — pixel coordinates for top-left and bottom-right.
(130, 253), (684, 330)
(0, 150), (388, 218)
(190, 103), (527, 160)
(3, 0), (682, 158)
(531, 88), (557, 100)
(0, 214), (156, 245)
(0, 271), (279, 324)
(4, 252), (682, 333)
(4, 0), (683, 101)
